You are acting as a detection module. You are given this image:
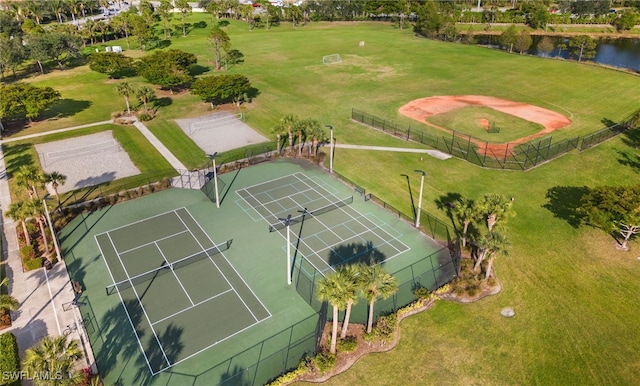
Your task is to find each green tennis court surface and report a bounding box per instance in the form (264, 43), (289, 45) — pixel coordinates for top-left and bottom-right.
(95, 208), (270, 374)
(236, 173), (411, 275)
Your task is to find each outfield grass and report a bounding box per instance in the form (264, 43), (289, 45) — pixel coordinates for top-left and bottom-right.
(425, 105), (545, 142)
(6, 17), (640, 385)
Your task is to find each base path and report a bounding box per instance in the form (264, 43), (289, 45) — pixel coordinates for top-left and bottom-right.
(325, 143), (452, 160)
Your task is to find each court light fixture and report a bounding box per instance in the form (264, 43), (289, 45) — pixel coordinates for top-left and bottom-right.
(325, 125), (334, 173)
(277, 214), (294, 285)
(207, 152), (220, 208)
(414, 170), (426, 228)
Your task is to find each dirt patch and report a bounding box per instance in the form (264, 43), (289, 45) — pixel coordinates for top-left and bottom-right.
(479, 117), (490, 131)
(399, 95), (572, 154)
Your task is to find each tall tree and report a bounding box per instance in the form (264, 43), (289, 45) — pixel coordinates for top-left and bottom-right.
(136, 86), (156, 111)
(339, 264), (361, 339)
(157, 0), (174, 40)
(316, 269), (350, 354)
(15, 165), (45, 199)
(115, 82), (134, 114)
(7, 201), (31, 246)
(472, 231), (510, 278)
(453, 197), (478, 248)
(568, 35), (597, 62)
(209, 25), (231, 70)
(514, 30), (532, 54)
(580, 185), (640, 251)
(477, 193), (514, 233)
(499, 24), (518, 53)
(191, 74), (251, 107)
(45, 172), (66, 210)
(175, 0), (192, 37)
(0, 36), (26, 79)
(23, 336), (84, 386)
(136, 49), (196, 92)
(360, 264), (398, 334)
(24, 199), (50, 255)
(537, 36), (555, 57)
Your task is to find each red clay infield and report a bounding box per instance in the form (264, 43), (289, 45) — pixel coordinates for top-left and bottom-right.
(399, 95), (572, 154)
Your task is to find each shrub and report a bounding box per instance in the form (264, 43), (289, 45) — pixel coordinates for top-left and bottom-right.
(24, 258), (44, 271)
(337, 336), (358, 353)
(20, 245), (35, 260)
(265, 359), (308, 386)
(0, 332), (20, 386)
(311, 351), (336, 375)
(413, 285), (430, 299)
(365, 313), (397, 344)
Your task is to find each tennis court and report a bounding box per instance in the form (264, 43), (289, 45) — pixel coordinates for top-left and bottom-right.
(95, 207), (270, 375)
(236, 172), (410, 276)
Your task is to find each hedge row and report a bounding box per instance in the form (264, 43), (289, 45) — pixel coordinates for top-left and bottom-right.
(0, 332), (20, 386)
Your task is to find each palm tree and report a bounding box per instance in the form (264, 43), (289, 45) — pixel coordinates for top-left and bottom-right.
(15, 165), (45, 199)
(360, 264), (398, 334)
(45, 172), (66, 210)
(7, 201), (31, 246)
(23, 336), (84, 386)
(115, 82), (134, 114)
(0, 294), (19, 327)
(174, 0), (192, 37)
(453, 197), (478, 248)
(24, 199), (50, 256)
(136, 86), (155, 111)
(472, 231), (510, 277)
(316, 270), (350, 354)
(478, 193), (514, 232)
(339, 264), (361, 339)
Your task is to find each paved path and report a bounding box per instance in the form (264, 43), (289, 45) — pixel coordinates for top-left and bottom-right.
(0, 146), (97, 372)
(0, 120), (112, 144)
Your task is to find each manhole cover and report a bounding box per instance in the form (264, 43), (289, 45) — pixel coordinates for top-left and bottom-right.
(501, 307), (515, 318)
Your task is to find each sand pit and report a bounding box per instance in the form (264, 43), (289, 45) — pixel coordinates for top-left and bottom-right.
(35, 131), (140, 194)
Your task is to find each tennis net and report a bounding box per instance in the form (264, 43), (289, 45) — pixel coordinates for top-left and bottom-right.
(268, 196), (354, 232)
(106, 239), (233, 295)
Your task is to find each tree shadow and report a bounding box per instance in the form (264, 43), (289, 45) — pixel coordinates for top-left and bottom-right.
(2, 143), (35, 177)
(617, 150), (640, 172)
(218, 364), (252, 386)
(193, 21), (207, 29)
(434, 192), (462, 228)
(134, 323), (184, 384)
(95, 300), (145, 376)
(217, 20), (230, 28)
(327, 241), (386, 267)
(157, 39), (171, 49)
(153, 97), (172, 109)
(74, 172), (117, 190)
(542, 185), (590, 228)
(40, 99), (92, 120)
(245, 87), (260, 101)
(189, 64), (210, 77)
(621, 126), (640, 148)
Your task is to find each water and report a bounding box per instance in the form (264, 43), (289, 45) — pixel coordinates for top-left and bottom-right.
(476, 35), (640, 72)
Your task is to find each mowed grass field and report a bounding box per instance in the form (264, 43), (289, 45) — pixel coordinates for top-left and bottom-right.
(425, 106), (545, 142)
(8, 16), (640, 385)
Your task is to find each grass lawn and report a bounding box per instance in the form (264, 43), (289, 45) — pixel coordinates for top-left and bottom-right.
(425, 105), (545, 142)
(4, 17), (640, 385)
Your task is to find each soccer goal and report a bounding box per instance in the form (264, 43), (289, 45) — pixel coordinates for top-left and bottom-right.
(42, 139), (122, 167)
(189, 112), (245, 136)
(322, 54), (342, 65)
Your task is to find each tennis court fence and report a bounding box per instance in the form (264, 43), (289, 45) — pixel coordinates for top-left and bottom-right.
(351, 108), (640, 170)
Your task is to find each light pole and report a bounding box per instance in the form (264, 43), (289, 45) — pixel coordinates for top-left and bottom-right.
(208, 152), (220, 208)
(278, 215), (293, 285)
(414, 170), (425, 228)
(326, 125), (334, 173)
(43, 195), (61, 262)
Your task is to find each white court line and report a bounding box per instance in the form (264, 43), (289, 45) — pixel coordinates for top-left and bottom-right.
(151, 288), (234, 326)
(292, 173), (410, 253)
(117, 229), (190, 255)
(106, 231), (171, 369)
(236, 173), (302, 192)
(156, 242), (195, 306)
(95, 234), (156, 375)
(176, 209), (271, 322)
(94, 208), (185, 236)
